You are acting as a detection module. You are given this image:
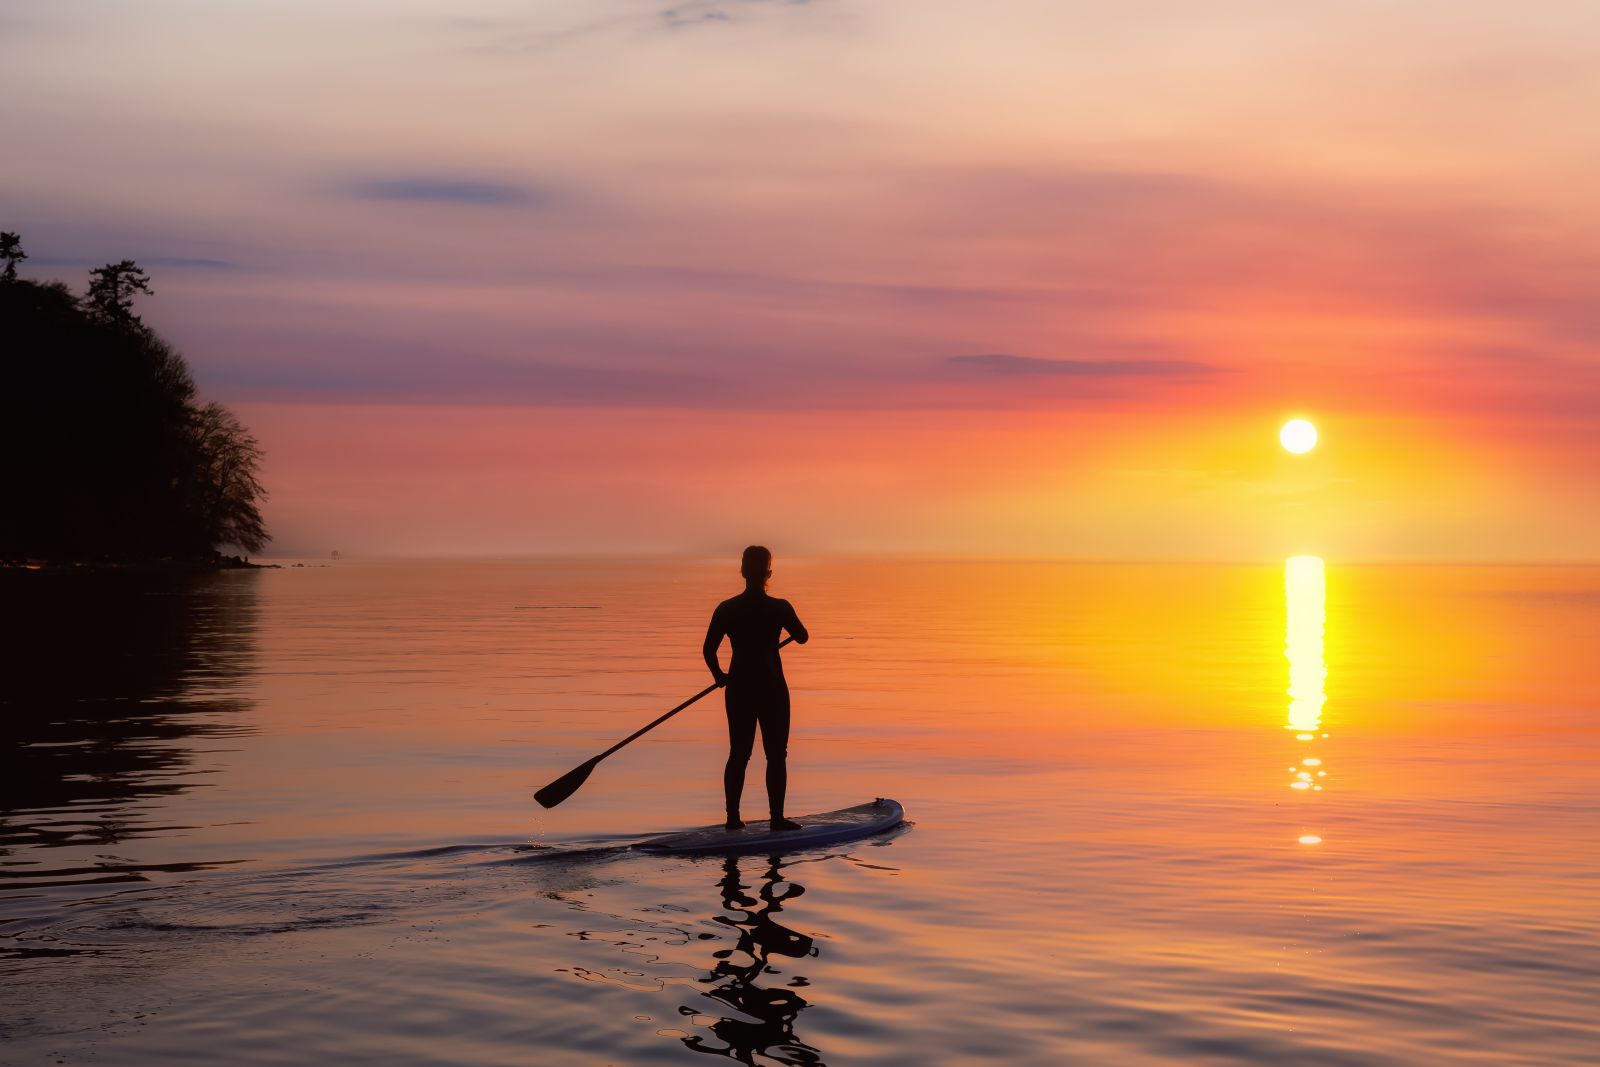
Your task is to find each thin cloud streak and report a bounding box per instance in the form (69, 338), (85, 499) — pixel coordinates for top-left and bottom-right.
(342, 178), (546, 206)
(30, 255), (236, 270)
(453, 0), (823, 55)
(210, 355), (722, 407)
(950, 354), (1221, 378)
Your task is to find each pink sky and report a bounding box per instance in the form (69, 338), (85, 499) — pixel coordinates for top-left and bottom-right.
(5, 1), (1597, 558)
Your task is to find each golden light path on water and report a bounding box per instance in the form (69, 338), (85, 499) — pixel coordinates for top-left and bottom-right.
(1285, 555), (1328, 842)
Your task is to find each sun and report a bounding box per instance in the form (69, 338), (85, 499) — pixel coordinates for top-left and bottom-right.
(1280, 418), (1318, 454)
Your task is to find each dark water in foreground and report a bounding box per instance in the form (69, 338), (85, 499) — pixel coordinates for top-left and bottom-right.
(2, 560), (1597, 1065)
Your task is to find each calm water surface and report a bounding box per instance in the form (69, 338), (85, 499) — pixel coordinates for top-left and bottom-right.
(2, 560), (1596, 1065)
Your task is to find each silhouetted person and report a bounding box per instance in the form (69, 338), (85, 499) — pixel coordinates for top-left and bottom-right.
(704, 546), (808, 831)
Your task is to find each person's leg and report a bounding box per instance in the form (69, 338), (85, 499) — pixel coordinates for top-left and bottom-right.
(760, 688), (799, 830)
(724, 687), (757, 829)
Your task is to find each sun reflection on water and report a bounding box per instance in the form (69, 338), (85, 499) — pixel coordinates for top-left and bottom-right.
(1285, 556), (1328, 841)
(1285, 555), (1327, 736)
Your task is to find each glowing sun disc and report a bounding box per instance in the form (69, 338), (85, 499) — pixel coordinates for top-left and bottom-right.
(1280, 418), (1318, 454)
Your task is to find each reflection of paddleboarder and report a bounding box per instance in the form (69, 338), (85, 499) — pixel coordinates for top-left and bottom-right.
(704, 546), (808, 831)
(680, 855), (821, 1065)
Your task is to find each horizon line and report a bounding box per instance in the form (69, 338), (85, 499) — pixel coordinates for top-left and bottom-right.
(253, 552), (1600, 567)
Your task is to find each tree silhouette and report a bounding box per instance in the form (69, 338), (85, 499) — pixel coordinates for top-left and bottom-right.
(184, 402), (269, 554)
(85, 259), (154, 325)
(1, 234), (268, 562)
(1, 231), (24, 281)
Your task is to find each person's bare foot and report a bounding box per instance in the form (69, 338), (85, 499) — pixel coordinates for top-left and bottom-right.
(725, 815), (745, 831)
(770, 817), (802, 832)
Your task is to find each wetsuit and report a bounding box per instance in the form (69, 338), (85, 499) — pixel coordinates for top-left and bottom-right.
(703, 591), (808, 820)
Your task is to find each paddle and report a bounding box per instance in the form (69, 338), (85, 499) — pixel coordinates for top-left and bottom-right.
(534, 635), (796, 809)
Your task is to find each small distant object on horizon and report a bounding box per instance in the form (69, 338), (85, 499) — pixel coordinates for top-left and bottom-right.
(331, 550), (340, 560)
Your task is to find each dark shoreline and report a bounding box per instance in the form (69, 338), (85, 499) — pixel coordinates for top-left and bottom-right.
(1, 555), (276, 572)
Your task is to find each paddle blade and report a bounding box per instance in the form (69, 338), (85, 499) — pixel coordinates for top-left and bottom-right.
(534, 758), (599, 809)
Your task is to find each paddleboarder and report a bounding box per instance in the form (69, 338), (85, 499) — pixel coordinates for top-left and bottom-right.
(704, 546), (808, 831)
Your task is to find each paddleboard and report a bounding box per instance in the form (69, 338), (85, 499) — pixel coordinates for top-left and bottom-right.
(634, 798), (905, 856)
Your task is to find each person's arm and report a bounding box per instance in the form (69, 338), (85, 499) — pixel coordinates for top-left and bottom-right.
(703, 608), (729, 686)
(785, 601), (809, 644)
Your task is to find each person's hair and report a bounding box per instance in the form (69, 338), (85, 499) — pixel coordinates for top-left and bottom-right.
(741, 545), (772, 583)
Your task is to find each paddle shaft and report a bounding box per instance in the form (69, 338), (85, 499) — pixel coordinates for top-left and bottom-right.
(587, 634), (795, 765)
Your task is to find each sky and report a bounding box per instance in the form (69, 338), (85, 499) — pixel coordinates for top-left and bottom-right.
(4, 0), (1598, 559)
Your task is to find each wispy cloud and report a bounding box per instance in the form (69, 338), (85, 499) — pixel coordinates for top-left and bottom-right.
(143, 256), (235, 270)
(950, 354), (1220, 378)
(208, 347), (721, 407)
(660, 1), (814, 30)
(30, 254), (235, 270)
(660, 6), (732, 30)
(455, 0), (822, 55)
(343, 177), (544, 207)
